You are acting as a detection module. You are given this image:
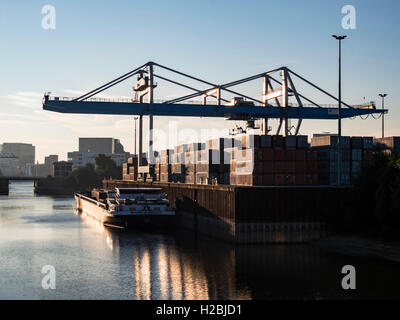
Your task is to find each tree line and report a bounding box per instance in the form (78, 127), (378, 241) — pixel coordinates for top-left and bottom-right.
(63, 154), (122, 190)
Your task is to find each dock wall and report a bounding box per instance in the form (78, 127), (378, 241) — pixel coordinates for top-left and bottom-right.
(103, 180), (347, 244)
(0, 178), (8, 195)
(34, 177), (76, 195)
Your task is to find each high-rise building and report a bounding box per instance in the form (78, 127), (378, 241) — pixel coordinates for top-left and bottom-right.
(0, 153), (19, 176)
(52, 161), (73, 177)
(1, 143), (35, 174)
(79, 138), (125, 154)
(25, 154), (59, 177)
(68, 138), (128, 170)
(44, 155), (58, 174)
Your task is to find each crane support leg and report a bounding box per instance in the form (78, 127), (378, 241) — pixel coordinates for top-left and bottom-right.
(139, 115), (143, 164)
(276, 118), (283, 135)
(282, 69), (289, 136)
(148, 64), (154, 164)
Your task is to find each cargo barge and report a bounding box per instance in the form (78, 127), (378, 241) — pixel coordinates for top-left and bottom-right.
(104, 180), (349, 243)
(75, 187), (176, 228)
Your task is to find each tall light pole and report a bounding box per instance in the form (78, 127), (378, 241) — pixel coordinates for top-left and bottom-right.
(332, 35), (347, 186)
(379, 94), (387, 138)
(134, 116), (138, 155)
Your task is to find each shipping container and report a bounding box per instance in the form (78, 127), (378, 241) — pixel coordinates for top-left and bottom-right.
(285, 136), (297, 149)
(262, 148), (274, 161)
(262, 173), (274, 185)
(374, 136), (400, 152)
(296, 135), (308, 149)
(362, 137), (373, 149)
(351, 149), (362, 161)
(350, 137), (363, 149)
(272, 135), (284, 148)
(260, 135), (272, 148)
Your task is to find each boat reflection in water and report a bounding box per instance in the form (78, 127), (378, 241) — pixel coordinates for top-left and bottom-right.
(77, 209), (250, 299)
(76, 209), (400, 300)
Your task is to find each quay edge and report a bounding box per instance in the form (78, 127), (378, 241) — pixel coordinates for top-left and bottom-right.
(103, 179), (348, 244)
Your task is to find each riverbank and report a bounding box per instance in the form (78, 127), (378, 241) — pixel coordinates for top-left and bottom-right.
(314, 235), (400, 264)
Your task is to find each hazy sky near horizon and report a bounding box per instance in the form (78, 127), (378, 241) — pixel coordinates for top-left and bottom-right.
(0, 0), (399, 162)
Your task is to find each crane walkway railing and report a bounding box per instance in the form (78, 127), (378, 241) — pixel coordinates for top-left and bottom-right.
(45, 96), (375, 109)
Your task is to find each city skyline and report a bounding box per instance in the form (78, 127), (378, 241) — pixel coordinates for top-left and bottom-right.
(1, 0), (399, 162)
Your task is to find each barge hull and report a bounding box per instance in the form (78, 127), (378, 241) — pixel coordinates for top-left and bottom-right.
(103, 180), (347, 244)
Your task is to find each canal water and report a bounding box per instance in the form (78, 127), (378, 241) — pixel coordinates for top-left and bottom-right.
(1, 181), (399, 300)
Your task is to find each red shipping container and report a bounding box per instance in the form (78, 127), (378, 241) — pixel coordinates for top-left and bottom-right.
(254, 161), (263, 174)
(262, 148), (274, 161)
(286, 174), (296, 185)
(306, 161), (318, 173)
(255, 149), (263, 161)
(274, 174), (285, 185)
(263, 161), (274, 173)
(306, 174), (318, 185)
(274, 161), (286, 173)
(263, 173), (274, 185)
(274, 149), (285, 161)
(295, 150), (306, 161)
(285, 150), (296, 161)
(286, 161), (296, 173)
(296, 173), (307, 185)
(306, 150), (318, 161)
(295, 161), (306, 173)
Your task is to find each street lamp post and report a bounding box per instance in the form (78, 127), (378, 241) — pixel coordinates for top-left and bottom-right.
(332, 35), (347, 186)
(134, 116), (138, 156)
(379, 94), (387, 138)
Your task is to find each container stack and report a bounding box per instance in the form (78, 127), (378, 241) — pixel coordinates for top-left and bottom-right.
(183, 143), (203, 184)
(373, 136), (400, 153)
(159, 149), (173, 182)
(122, 156), (138, 181)
(171, 144), (187, 183)
(311, 135), (373, 185)
(311, 135), (350, 185)
(352, 136), (373, 179)
(230, 135), (317, 186)
(195, 138), (233, 185)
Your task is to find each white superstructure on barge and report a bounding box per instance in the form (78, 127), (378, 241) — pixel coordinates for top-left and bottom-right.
(75, 187), (175, 228)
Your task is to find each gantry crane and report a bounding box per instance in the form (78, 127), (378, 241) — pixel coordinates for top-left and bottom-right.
(43, 61), (387, 163)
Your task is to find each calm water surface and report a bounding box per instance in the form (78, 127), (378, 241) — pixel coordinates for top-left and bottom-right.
(1, 181), (400, 300)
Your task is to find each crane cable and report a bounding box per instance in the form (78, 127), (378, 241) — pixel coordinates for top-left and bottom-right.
(371, 113), (382, 120)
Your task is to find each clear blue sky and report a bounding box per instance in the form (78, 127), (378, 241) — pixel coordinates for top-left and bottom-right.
(0, 0), (399, 162)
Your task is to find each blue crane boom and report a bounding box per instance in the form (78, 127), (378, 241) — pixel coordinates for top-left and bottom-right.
(42, 61), (387, 163)
(42, 60), (387, 160)
(42, 62), (386, 123)
(43, 95), (383, 120)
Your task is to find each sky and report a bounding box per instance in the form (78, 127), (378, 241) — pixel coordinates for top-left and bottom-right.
(0, 0), (399, 162)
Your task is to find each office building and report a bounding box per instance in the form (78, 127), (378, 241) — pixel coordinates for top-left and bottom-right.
(68, 137), (128, 170)
(0, 153), (19, 176)
(1, 143), (35, 174)
(52, 161), (73, 177)
(79, 138), (125, 154)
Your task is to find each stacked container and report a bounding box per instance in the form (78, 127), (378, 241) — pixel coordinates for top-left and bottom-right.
(159, 149), (173, 182)
(122, 156), (138, 181)
(311, 135), (373, 185)
(230, 135), (318, 186)
(195, 138), (233, 185)
(373, 136), (400, 153)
